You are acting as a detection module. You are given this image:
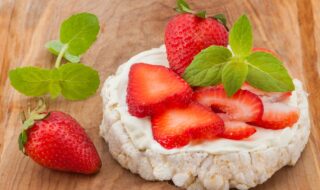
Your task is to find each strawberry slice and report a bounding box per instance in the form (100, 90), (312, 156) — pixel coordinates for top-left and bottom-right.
(127, 63), (193, 117)
(151, 103), (224, 149)
(194, 87), (263, 122)
(217, 114), (256, 140)
(253, 102), (300, 129)
(241, 83), (291, 102)
(219, 121), (256, 140)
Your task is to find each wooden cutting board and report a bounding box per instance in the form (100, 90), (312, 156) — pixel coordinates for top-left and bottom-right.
(1, 0), (319, 189)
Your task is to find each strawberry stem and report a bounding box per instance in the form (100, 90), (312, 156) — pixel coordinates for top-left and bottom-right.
(212, 14), (228, 30)
(175, 0), (228, 29)
(20, 111), (26, 123)
(18, 99), (49, 154)
(175, 0), (207, 18)
(54, 44), (68, 68)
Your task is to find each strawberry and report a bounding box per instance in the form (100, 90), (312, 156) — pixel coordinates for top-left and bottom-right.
(19, 101), (101, 174)
(127, 63), (193, 117)
(151, 102), (224, 149)
(217, 114), (256, 140)
(253, 102), (300, 129)
(253, 47), (279, 57)
(241, 83), (292, 102)
(194, 87), (263, 122)
(165, 1), (228, 75)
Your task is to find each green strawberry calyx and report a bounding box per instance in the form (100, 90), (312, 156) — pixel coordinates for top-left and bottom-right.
(18, 99), (49, 154)
(175, 0), (228, 29)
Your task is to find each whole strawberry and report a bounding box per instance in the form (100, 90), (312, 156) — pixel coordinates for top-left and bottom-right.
(19, 100), (101, 174)
(165, 0), (228, 75)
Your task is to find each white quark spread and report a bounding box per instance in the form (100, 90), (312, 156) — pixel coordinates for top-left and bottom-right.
(102, 45), (308, 155)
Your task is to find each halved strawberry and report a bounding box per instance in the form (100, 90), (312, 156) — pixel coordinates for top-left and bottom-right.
(194, 87), (263, 122)
(127, 63), (193, 117)
(151, 102), (224, 149)
(241, 83), (292, 102)
(217, 114), (256, 140)
(253, 102), (300, 130)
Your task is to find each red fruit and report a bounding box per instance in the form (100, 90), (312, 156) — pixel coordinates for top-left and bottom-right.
(127, 63), (193, 117)
(217, 114), (256, 140)
(241, 83), (292, 102)
(24, 111), (101, 174)
(151, 102), (224, 149)
(253, 102), (300, 129)
(252, 47), (280, 59)
(165, 14), (228, 75)
(275, 92), (292, 102)
(194, 87), (263, 122)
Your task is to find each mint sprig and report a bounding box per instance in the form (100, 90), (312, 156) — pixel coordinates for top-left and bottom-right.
(183, 14), (294, 96)
(9, 12), (100, 100)
(10, 64), (99, 100)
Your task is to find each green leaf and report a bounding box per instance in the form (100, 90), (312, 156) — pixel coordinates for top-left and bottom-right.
(18, 133), (24, 151)
(60, 13), (100, 56)
(22, 119), (35, 130)
(175, 0), (206, 18)
(45, 40), (80, 63)
(246, 52), (294, 92)
(176, 0), (191, 13)
(183, 46), (232, 86)
(58, 63), (100, 100)
(9, 67), (51, 97)
(222, 60), (248, 96)
(213, 14), (227, 27)
(195, 10), (206, 18)
(48, 69), (62, 98)
(229, 15), (253, 57)
(18, 131), (27, 153)
(31, 113), (48, 121)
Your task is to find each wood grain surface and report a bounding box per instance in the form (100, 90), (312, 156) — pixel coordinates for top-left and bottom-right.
(0, 0), (319, 189)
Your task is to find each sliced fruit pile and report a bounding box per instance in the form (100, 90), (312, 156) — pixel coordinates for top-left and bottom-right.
(126, 0), (299, 149)
(126, 63), (299, 149)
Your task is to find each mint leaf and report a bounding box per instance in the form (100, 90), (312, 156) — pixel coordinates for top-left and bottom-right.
(48, 69), (62, 98)
(246, 52), (294, 92)
(183, 46), (232, 86)
(58, 63), (100, 100)
(9, 67), (51, 97)
(60, 13), (100, 56)
(229, 15), (252, 57)
(222, 60), (248, 96)
(45, 40), (80, 63)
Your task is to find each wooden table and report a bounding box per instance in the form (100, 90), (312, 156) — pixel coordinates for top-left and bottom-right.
(0, 0), (319, 189)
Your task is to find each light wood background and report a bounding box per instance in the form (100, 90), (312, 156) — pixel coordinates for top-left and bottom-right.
(0, 0), (319, 189)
